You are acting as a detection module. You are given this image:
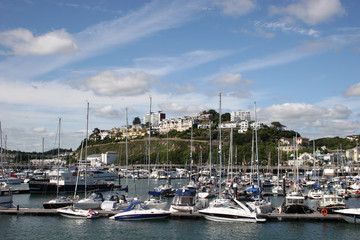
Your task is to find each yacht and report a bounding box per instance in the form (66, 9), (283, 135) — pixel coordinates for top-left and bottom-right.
(198, 199), (266, 223)
(0, 183), (13, 209)
(169, 187), (207, 213)
(29, 171), (115, 194)
(57, 207), (100, 219)
(335, 208), (360, 224)
(43, 196), (74, 209)
(317, 193), (346, 214)
(109, 201), (170, 220)
(278, 191), (312, 214)
(74, 192), (104, 210)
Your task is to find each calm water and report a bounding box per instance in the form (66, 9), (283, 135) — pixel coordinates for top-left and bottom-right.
(1, 179), (360, 240)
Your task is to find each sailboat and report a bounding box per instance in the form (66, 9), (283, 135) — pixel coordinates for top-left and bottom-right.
(199, 95), (265, 223)
(74, 103), (105, 210)
(43, 118), (75, 209)
(57, 103), (100, 219)
(143, 99), (168, 210)
(272, 141), (283, 196)
(278, 135), (312, 214)
(245, 102), (272, 214)
(0, 122), (14, 209)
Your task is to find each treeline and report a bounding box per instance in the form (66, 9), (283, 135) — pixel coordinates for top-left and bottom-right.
(81, 122), (358, 167)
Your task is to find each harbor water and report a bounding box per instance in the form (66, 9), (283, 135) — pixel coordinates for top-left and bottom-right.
(1, 179), (360, 240)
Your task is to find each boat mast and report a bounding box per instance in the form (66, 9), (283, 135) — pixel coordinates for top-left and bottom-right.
(0, 122), (4, 179)
(218, 93), (222, 198)
(209, 120), (212, 178)
(148, 96), (152, 187)
(85, 101), (89, 198)
(56, 118), (61, 197)
(125, 107), (129, 188)
(254, 102), (261, 193)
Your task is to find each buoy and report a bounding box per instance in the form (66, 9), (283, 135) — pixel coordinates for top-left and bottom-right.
(321, 209), (328, 216)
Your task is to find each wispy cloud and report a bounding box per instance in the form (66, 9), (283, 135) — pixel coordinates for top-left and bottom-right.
(213, 0), (256, 17)
(254, 21), (320, 37)
(79, 71), (158, 97)
(0, 0), (208, 81)
(133, 50), (234, 76)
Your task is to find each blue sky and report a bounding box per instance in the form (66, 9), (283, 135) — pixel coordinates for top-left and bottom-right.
(0, 0), (359, 152)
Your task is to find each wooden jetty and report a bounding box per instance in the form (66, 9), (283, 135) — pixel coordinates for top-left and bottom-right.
(0, 208), (345, 222)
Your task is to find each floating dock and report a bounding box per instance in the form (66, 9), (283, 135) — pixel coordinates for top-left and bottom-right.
(0, 208), (344, 222)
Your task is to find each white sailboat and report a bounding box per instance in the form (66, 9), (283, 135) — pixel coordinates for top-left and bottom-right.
(57, 102), (100, 219)
(74, 102), (105, 210)
(246, 102), (272, 214)
(43, 118), (75, 209)
(272, 141), (283, 196)
(0, 122), (14, 209)
(143, 99), (168, 210)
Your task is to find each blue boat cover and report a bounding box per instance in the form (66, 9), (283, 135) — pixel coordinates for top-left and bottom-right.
(174, 188), (196, 196)
(121, 201), (144, 213)
(148, 191), (162, 196)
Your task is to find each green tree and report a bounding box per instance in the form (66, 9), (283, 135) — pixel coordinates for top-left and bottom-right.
(133, 117), (141, 125)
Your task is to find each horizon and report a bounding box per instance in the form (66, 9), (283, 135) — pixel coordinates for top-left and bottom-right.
(0, 0), (359, 152)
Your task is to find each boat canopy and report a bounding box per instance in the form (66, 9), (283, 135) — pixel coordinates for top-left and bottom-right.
(174, 188), (196, 196)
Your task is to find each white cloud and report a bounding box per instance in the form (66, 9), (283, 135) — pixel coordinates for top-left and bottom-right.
(81, 71), (158, 97)
(92, 105), (122, 119)
(211, 73), (253, 88)
(214, 0), (256, 16)
(255, 21), (320, 37)
(259, 103), (351, 124)
(32, 126), (47, 133)
(257, 103), (357, 138)
(0, 28), (77, 56)
(306, 120), (360, 138)
(344, 83), (360, 97)
(159, 102), (207, 116)
(269, 0), (345, 25)
(134, 50), (234, 77)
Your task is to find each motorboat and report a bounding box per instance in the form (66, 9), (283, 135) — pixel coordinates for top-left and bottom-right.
(198, 199), (266, 223)
(101, 193), (135, 211)
(317, 193), (346, 214)
(272, 185), (283, 196)
(43, 196), (74, 209)
(0, 183), (13, 209)
(169, 187), (207, 213)
(144, 191), (168, 210)
(57, 207), (100, 219)
(109, 201), (170, 220)
(74, 192), (104, 210)
(307, 186), (324, 199)
(278, 191), (313, 214)
(335, 208), (360, 224)
(28, 171), (115, 194)
(247, 196), (273, 214)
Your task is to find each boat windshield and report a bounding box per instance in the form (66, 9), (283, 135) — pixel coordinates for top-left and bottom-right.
(172, 195), (195, 206)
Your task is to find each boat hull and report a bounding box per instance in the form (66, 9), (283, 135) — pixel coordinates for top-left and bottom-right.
(43, 202), (73, 209)
(111, 213), (170, 221)
(29, 181), (114, 194)
(200, 212), (265, 223)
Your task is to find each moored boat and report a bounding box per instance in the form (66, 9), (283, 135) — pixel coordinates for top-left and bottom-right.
(198, 198), (266, 223)
(109, 201), (170, 220)
(57, 207), (100, 219)
(335, 208), (360, 224)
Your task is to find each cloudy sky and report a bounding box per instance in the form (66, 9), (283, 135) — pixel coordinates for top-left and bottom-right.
(0, 0), (359, 152)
